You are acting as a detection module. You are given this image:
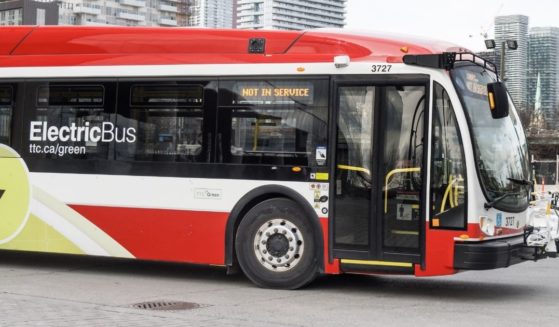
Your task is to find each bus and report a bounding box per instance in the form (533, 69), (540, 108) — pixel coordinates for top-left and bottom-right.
(0, 26), (557, 289)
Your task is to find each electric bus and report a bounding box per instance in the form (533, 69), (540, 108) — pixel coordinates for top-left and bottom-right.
(0, 26), (556, 289)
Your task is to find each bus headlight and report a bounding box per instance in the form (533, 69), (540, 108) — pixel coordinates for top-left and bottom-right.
(479, 216), (495, 236)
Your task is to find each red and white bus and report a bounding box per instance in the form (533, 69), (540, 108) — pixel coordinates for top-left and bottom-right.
(0, 26), (556, 289)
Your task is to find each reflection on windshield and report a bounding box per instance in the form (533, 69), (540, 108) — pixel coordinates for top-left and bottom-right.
(452, 65), (530, 212)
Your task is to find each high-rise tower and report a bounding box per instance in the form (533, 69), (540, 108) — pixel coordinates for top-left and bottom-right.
(494, 15), (529, 111)
(57, 0), (192, 27)
(189, 0), (233, 28)
(236, 0), (346, 30)
(528, 27), (559, 129)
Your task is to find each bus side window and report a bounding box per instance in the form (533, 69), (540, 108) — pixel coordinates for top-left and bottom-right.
(0, 85), (14, 146)
(430, 82), (467, 229)
(218, 79), (328, 166)
(26, 82), (115, 160)
(115, 82), (211, 163)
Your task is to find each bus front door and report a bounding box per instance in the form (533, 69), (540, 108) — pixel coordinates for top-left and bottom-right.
(331, 80), (427, 272)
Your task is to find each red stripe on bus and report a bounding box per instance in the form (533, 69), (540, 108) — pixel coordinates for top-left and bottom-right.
(416, 222), (524, 276)
(70, 205), (228, 265)
(417, 224), (460, 276)
(320, 218), (341, 274)
(70, 204), (338, 273)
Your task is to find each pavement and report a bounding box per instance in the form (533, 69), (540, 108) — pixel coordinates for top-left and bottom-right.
(0, 250), (558, 326)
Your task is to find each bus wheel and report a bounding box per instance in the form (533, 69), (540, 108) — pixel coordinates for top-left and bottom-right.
(235, 198), (318, 289)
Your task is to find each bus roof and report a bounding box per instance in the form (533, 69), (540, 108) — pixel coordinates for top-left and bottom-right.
(0, 26), (465, 67)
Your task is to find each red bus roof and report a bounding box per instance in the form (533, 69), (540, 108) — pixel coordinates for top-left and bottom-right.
(0, 26), (464, 67)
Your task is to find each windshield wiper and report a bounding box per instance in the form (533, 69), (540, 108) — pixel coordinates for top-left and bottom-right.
(484, 192), (520, 210)
(507, 177), (533, 186)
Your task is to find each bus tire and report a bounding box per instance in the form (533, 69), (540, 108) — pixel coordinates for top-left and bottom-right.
(235, 198), (319, 289)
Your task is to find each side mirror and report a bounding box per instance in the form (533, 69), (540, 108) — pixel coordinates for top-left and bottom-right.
(487, 82), (509, 119)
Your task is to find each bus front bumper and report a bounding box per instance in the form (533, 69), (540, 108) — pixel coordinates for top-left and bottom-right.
(453, 235), (548, 270)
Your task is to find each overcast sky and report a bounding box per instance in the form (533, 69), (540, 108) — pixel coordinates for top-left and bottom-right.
(346, 0), (558, 51)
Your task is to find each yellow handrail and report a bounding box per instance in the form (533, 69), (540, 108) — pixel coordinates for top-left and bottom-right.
(337, 164), (371, 175)
(440, 175), (464, 213)
(384, 167), (421, 213)
(454, 176), (462, 208)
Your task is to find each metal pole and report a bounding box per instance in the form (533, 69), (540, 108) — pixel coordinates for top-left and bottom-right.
(500, 41), (506, 81)
(532, 154), (537, 187)
(556, 154), (558, 185)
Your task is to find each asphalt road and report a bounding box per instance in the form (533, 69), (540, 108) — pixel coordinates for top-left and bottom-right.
(0, 250), (558, 327)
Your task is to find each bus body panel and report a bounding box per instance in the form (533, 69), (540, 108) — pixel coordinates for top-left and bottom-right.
(0, 64), (528, 277)
(0, 27), (540, 284)
(0, 26), (456, 67)
(7, 172), (327, 265)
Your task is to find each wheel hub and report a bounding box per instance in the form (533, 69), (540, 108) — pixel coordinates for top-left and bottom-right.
(266, 233), (289, 257)
(254, 218), (304, 272)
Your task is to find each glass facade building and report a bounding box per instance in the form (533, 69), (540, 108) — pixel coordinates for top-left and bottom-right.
(236, 0), (346, 30)
(494, 15), (529, 111)
(57, 0), (191, 27)
(528, 27), (559, 130)
(189, 0), (233, 28)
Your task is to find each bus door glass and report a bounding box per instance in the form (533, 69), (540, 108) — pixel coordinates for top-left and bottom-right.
(334, 86), (375, 249)
(380, 85), (425, 254)
(333, 81), (426, 259)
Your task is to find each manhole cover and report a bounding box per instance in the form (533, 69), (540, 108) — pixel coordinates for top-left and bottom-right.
(131, 301), (201, 311)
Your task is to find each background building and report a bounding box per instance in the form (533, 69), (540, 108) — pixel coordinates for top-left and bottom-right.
(189, 0), (233, 28)
(232, 0), (238, 28)
(236, 0), (346, 30)
(57, 0), (191, 27)
(494, 15), (529, 111)
(527, 27), (559, 130)
(0, 0), (58, 25)
(467, 15), (559, 160)
(477, 15), (559, 131)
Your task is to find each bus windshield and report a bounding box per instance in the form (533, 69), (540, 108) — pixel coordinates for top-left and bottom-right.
(452, 64), (530, 212)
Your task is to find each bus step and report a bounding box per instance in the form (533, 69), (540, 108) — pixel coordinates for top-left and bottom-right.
(339, 259), (414, 275)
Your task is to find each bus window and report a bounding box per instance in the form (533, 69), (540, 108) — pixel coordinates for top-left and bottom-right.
(430, 82), (467, 229)
(26, 82), (115, 160)
(116, 82), (209, 162)
(219, 79), (328, 166)
(0, 86), (13, 145)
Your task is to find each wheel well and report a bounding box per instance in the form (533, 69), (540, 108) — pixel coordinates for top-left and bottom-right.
(225, 185), (324, 274)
